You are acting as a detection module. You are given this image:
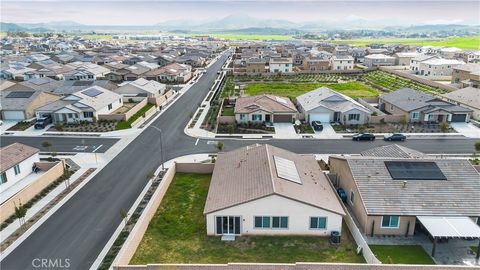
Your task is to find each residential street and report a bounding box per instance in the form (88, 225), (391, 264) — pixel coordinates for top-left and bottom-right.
(0, 136), (119, 153)
(1, 53), (478, 270)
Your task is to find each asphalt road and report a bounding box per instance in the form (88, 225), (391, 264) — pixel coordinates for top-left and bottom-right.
(0, 136), (118, 153)
(1, 53), (478, 270)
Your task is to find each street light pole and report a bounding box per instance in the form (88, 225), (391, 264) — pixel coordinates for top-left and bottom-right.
(150, 126), (165, 170)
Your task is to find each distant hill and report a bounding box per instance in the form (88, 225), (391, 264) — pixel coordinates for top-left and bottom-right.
(0, 22), (51, 32)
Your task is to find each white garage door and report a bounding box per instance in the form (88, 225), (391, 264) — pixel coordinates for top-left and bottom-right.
(309, 113), (330, 123)
(3, 111), (25, 120)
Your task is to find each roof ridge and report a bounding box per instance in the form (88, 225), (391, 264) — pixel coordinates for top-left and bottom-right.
(264, 144), (276, 194)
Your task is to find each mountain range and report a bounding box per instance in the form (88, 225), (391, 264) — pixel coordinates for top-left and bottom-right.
(2, 15), (479, 35)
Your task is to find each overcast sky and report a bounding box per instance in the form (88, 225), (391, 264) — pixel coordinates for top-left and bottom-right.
(1, 1), (479, 26)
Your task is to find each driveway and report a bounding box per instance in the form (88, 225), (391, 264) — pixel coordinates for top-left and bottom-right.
(273, 123), (299, 139)
(312, 123), (343, 139)
(450, 123), (480, 138)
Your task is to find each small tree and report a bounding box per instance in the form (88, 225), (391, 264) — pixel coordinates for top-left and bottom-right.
(216, 141), (224, 152)
(440, 121), (449, 133)
(475, 141), (480, 152)
(14, 201), (27, 226)
(120, 208), (128, 228)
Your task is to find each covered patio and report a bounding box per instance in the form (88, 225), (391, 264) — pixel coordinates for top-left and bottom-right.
(417, 216), (480, 262)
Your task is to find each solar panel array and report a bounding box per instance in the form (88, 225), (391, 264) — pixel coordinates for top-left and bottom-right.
(6, 91), (35, 98)
(82, 88), (103, 97)
(384, 161), (447, 180)
(273, 155), (302, 184)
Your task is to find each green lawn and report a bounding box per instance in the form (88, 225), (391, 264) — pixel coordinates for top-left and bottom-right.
(221, 107), (235, 116)
(332, 36), (480, 50)
(130, 173), (365, 264)
(244, 81), (380, 99)
(79, 34), (114, 40)
(472, 246), (478, 253)
(370, 245), (435, 265)
(116, 103), (155, 130)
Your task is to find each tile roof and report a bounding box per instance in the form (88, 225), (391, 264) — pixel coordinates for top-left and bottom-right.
(296, 87), (370, 114)
(0, 143), (39, 172)
(234, 94), (298, 114)
(442, 87), (480, 109)
(204, 144), (345, 215)
(360, 144), (426, 159)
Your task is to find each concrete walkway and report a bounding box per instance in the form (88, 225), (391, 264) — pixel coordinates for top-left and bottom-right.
(273, 123), (298, 139)
(450, 123), (480, 138)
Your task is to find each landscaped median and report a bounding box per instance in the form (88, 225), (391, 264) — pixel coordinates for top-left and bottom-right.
(112, 170), (364, 267)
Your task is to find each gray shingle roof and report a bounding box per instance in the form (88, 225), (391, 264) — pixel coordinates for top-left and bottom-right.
(204, 144), (345, 215)
(442, 87), (480, 110)
(380, 88), (434, 111)
(296, 87), (370, 114)
(335, 156), (480, 216)
(360, 144), (426, 159)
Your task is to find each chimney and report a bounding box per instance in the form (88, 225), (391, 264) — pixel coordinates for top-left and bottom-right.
(403, 181), (407, 188)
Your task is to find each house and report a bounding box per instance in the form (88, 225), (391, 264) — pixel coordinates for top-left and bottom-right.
(329, 145), (480, 236)
(245, 58), (267, 74)
(0, 90), (60, 120)
(442, 87), (480, 120)
(394, 52), (420, 66)
(410, 55), (439, 74)
(234, 94), (298, 123)
(330, 55), (354, 70)
(269, 58), (293, 73)
(204, 144), (345, 236)
(364, 54), (396, 68)
(455, 50), (480, 63)
(302, 56), (330, 72)
(123, 64), (151, 81)
(144, 63), (192, 83)
(439, 47), (462, 59)
(0, 143), (40, 188)
(378, 88), (472, 123)
(451, 63), (480, 88)
(115, 78), (166, 99)
(53, 80), (118, 96)
(35, 86), (122, 123)
(296, 87), (371, 125)
(4, 77), (62, 93)
(418, 58), (465, 77)
(65, 62), (110, 80)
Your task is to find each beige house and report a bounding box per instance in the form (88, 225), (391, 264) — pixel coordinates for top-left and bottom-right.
(245, 58), (266, 74)
(442, 87), (480, 120)
(234, 94), (298, 123)
(451, 63), (480, 88)
(329, 145), (480, 237)
(302, 57), (330, 72)
(204, 144), (345, 236)
(0, 90), (60, 120)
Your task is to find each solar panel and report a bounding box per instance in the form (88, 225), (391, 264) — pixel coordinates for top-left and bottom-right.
(274, 156), (302, 184)
(384, 161), (447, 180)
(6, 91), (35, 98)
(82, 88), (103, 97)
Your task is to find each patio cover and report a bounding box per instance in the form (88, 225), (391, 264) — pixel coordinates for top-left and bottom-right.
(417, 216), (480, 238)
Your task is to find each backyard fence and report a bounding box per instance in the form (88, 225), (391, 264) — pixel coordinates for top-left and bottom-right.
(98, 99), (148, 122)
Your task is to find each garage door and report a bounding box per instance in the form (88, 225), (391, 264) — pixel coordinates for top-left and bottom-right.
(451, 114), (467, 122)
(274, 115), (292, 123)
(3, 111), (25, 120)
(309, 113), (330, 123)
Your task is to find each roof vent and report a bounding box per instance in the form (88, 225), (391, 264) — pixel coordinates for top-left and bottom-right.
(403, 181), (407, 188)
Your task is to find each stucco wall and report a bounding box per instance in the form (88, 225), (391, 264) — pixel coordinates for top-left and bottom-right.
(0, 160), (64, 223)
(206, 194), (343, 236)
(98, 98), (148, 122)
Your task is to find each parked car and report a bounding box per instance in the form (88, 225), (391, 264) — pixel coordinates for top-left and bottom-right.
(352, 133), (375, 141)
(384, 133), (406, 141)
(311, 121), (323, 131)
(34, 116), (52, 129)
(337, 188), (347, 203)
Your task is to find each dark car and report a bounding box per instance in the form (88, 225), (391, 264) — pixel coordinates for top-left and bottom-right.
(311, 121), (323, 131)
(34, 116), (52, 129)
(337, 188), (347, 203)
(352, 133), (375, 141)
(383, 133), (406, 141)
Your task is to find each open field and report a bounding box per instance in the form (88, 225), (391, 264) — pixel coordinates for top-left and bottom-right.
(179, 33), (293, 41)
(79, 34), (114, 40)
(130, 173), (365, 264)
(244, 81), (380, 99)
(331, 36), (480, 50)
(370, 245), (435, 265)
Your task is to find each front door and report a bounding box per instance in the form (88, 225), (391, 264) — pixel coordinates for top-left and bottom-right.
(216, 216), (241, 235)
(265, 115), (271, 123)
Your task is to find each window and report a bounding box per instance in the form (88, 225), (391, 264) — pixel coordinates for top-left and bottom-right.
(411, 112), (419, 119)
(0, 172), (7, 184)
(310, 217), (327, 229)
(381, 215), (400, 228)
(108, 103), (113, 110)
(83, 112), (94, 118)
(255, 216), (288, 229)
(239, 114), (246, 120)
(350, 190), (355, 205)
(348, 114), (360, 121)
(14, 164), (21, 175)
(390, 104), (394, 110)
(67, 113), (73, 118)
(252, 114), (262, 121)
